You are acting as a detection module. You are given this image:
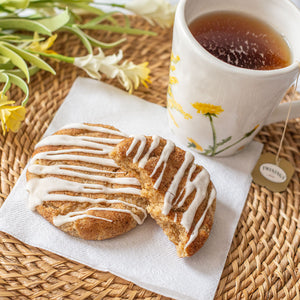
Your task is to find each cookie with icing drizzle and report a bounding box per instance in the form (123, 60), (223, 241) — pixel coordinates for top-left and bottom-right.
(26, 123), (148, 240)
(110, 135), (216, 257)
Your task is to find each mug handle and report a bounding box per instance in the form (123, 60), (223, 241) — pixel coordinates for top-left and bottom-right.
(265, 100), (300, 125)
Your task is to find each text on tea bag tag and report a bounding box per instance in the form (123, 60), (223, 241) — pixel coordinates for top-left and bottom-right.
(251, 64), (299, 192)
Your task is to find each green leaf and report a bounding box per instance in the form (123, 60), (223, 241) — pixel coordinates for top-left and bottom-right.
(0, 72), (11, 93)
(70, 3), (105, 16)
(216, 136), (232, 147)
(38, 9), (70, 32)
(0, 71), (29, 104)
(8, 73), (29, 105)
(0, 0), (30, 9)
(0, 18), (52, 35)
(77, 24), (157, 36)
(0, 33), (38, 41)
(86, 33), (126, 49)
(124, 14), (131, 28)
(0, 55), (10, 64)
(0, 43), (29, 81)
(6, 65), (39, 77)
(0, 60), (14, 70)
(2, 42), (56, 74)
(82, 11), (117, 27)
(0, 4), (14, 13)
(61, 25), (92, 54)
(0, 35), (38, 43)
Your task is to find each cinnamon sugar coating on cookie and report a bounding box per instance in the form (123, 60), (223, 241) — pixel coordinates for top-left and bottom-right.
(110, 135), (216, 257)
(26, 123), (148, 240)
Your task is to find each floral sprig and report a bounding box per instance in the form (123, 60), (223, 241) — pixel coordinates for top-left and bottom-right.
(0, 0), (176, 135)
(74, 48), (151, 93)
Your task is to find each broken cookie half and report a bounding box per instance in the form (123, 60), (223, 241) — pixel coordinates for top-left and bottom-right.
(110, 135), (216, 257)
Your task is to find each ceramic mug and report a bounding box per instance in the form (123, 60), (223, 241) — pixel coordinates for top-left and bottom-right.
(167, 0), (300, 157)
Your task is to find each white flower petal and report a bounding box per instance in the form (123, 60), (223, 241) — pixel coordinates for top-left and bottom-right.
(73, 48), (149, 93)
(125, 0), (176, 28)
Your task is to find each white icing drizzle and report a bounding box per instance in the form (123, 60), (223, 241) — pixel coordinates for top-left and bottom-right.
(126, 135), (147, 163)
(185, 188), (216, 249)
(31, 163), (124, 175)
(61, 123), (128, 137)
(180, 168), (210, 231)
(53, 211), (112, 227)
(125, 135), (217, 241)
(32, 150), (119, 168)
(35, 134), (121, 150)
(53, 205), (146, 226)
(162, 152), (194, 215)
(27, 177), (141, 210)
(150, 139), (175, 189)
(27, 123), (146, 227)
(125, 136), (175, 190)
(28, 164), (140, 185)
(138, 135), (160, 168)
(173, 164), (197, 207)
(174, 213), (177, 223)
(41, 147), (111, 156)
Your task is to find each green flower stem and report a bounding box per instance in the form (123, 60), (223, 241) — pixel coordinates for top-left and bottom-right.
(214, 127), (257, 155)
(94, 3), (125, 8)
(208, 114), (217, 156)
(214, 135), (248, 155)
(28, 51), (74, 64)
(78, 24), (156, 36)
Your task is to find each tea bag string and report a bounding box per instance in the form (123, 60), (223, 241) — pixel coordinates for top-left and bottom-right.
(275, 62), (300, 165)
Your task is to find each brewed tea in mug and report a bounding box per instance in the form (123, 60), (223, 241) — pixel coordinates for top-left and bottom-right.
(167, 0), (300, 156)
(189, 12), (292, 70)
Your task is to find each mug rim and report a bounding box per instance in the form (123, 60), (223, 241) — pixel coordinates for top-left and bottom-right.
(177, 0), (300, 77)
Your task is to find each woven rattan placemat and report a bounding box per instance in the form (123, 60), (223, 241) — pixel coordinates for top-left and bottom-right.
(0, 16), (299, 300)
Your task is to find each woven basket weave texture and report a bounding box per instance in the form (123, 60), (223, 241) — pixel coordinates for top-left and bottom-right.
(0, 16), (299, 300)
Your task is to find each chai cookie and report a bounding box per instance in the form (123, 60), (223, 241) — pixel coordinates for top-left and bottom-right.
(26, 123), (147, 240)
(110, 135), (216, 257)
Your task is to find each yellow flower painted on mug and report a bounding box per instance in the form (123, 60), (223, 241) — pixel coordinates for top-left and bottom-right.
(171, 52), (180, 64)
(169, 76), (178, 85)
(167, 84), (173, 97)
(168, 96), (192, 120)
(192, 102), (224, 116)
(187, 138), (203, 151)
(168, 108), (179, 128)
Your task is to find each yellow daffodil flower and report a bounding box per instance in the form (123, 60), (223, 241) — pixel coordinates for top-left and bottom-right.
(0, 92), (26, 135)
(118, 61), (151, 94)
(192, 102), (224, 116)
(27, 32), (58, 54)
(74, 48), (151, 93)
(125, 0), (176, 28)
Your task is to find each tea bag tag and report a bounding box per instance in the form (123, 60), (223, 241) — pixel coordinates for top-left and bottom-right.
(252, 63), (299, 192)
(251, 153), (294, 192)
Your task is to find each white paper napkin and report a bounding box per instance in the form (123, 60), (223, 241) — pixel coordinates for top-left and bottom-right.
(0, 78), (263, 300)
